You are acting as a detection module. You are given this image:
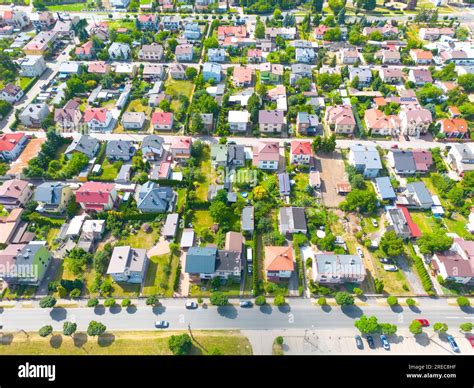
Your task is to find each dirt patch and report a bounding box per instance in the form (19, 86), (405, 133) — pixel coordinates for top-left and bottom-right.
(7, 138), (46, 175)
(317, 152), (347, 208)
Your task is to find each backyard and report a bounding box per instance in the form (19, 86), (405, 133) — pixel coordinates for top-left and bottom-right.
(142, 253), (180, 297)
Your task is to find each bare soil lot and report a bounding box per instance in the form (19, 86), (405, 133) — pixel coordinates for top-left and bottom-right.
(317, 152), (347, 208)
(7, 138), (46, 175)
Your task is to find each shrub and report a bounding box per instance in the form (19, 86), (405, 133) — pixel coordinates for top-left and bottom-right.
(210, 292), (228, 306)
(409, 320), (423, 336)
(412, 254), (435, 295)
(197, 297), (203, 304)
(335, 291), (354, 306)
(104, 298), (116, 307)
(87, 321), (106, 336)
(353, 287), (363, 296)
(87, 298), (99, 307)
(457, 296), (470, 307)
(38, 325), (53, 337)
(274, 294), (286, 306)
(460, 322), (472, 332)
(255, 295), (266, 305)
(168, 334), (193, 355)
(275, 336), (284, 345)
(121, 298), (131, 307)
(69, 288), (81, 298)
(374, 278), (384, 294)
(146, 295), (158, 306)
(63, 322), (77, 336)
(39, 296), (57, 309)
(406, 298), (416, 307)
(317, 297), (327, 306)
(386, 296), (398, 306)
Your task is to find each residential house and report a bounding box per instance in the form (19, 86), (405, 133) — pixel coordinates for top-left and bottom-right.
(200, 113), (214, 133)
(121, 111), (146, 130)
(295, 48), (316, 63)
(23, 30), (57, 55)
(448, 143), (474, 175)
(170, 136), (192, 159)
(265, 27), (296, 40)
(58, 61), (81, 78)
(135, 182), (175, 213)
(84, 107), (113, 132)
(19, 103), (49, 128)
(19, 55), (47, 77)
(364, 108), (400, 136)
(163, 213), (179, 239)
(349, 67), (372, 87)
(241, 206), (254, 234)
(232, 66), (253, 87)
(438, 118), (469, 139)
(75, 41), (94, 59)
(138, 43), (164, 61)
(386, 207), (413, 239)
(419, 27), (455, 41)
(379, 68), (404, 84)
(183, 22), (201, 40)
(253, 142), (280, 170)
(34, 182), (73, 213)
(0, 83), (23, 104)
(290, 141), (312, 164)
(260, 63), (283, 84)
(175, 44), (193, 61)
(161, 15), (181, 32)
(76, 182), (117, 212)
(313, 25), (329, 40)
(151, 111), (174, 131)
(108, 42), (131, 60)
(210, 144), (227, 167)
(405, 181), (434, 209)
(106, 140), (136, 161)
(107, 246), (149, 284)
(207, 48), (226, 62)
(0, 241), (51, 286)
(54, 99), (82, 131)
(264, 245), (294, 282)
(0, 208), (25, 245)
(325, 105), (356, 134)
(0, 179), (32, 210)
(340, 48), (359, 64)
(225, 231), (244, 261)
(141, 135), (164, 161)
(296, 112), (321, 135)
(312, 254), (366, 284)
(388, 150), (417, 175)
(202, 62), (221, 82)
(410, 49), (433, 65)
(412, 150), (433, 173)
(399, 106), (433, 137)
(432, 238), (474, 285)
(278, 172), (291, 197)
(64, 135), (99, 160)
(258, 110), (286, 134)
(217, 25), (247, 40)
(87, 61), (110, 74)
(247, 48), (263, 63)
(227, 144), (245, 167)
(31, 11), (56, 31)
(374, 176), (396, 201)
(110, 0), (131, 8)
(228, 110), (250, 132)
(348, 144), (382, 178)
(185, 246), (242, 281)
(169, 63), (186, 80)
(408, 68), (434, 86)
(142, 63), (165, 80)
(0, 133), (27, 162)
(136, 14), (158, 30)
(362, 23), (398, 37)
(2, 10), (29, 29)
(290, 64), (312, 86)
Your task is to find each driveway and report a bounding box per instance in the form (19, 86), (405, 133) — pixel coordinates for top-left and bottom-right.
(318, 152), (347, 208)
(395, 255), (426, 295)
(176, 251), (190, 297)
(147, 236), (170, 257)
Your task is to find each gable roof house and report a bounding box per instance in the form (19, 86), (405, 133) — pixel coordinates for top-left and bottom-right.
(141, 135), (164, 161)
(0, 133), (27, 162)
(410, 49), (433, 65)
(142, 63), (165, 80)
(447, 143), (474, 176)
(241, 206), (254, 234)
(19, 103), (49, 128)
(34, 182), (73, 213)
(412, 150), (433, 173)
(388, 150), (417, 175)
(83, 108), (114, 132)
(108, 42), (131, 60)
(399, 106), (433, 137)
(75, 40), (95, 59)
(408, 68), (433, 85)
(170, 137), (192, 159)
(169, 63), (186, 80)
(54, 99), (82, 130)
(348, 144), (382, 178)
(135, 182), (176, 213)
(296, 112), (321, 135)
(0, 83), (24, 104)
(106, 140), (136, 161)
(75, 182), (117, 212)
(374, 176), (396, 201)
(340, 48), (359, 64)
(0, 208), (24, 245)
(227, 144), (245, 167)
(64, 135), (99, 160)
(312, 254), (366, 284)
(210, 144), (227, 167)
(183, 22), (201, 40)
(232, 66), (253, 87)
(295, 47), (316, 64)
(379, 68), (404, 84)
(228, 110), (250, 132)
(0, 179), (32, 210)
(404, 181), (434, 209)
(325, 105), (356, 134)
(290, 63), (312, 86)
(364, 108), (400, 136)
(121, 111), (146, 130)
(260, 63), (283, 84)
(258, 110), (286, 134)
(151, 111), (174, 131)
(136, 14), (159, 30)
(107, 246), (149, 284)
(138, 43), (164, 61)
(438, 118), (469, 139)
(175, 44), (193, 61)
(208, 48), (226, 62)
(279, 207), (307, 235)
(349, 67), (372, 86)
(432, 238), (474, 285)
(252, 142), (280, 170)
(19, 55), (47, 77)
(290, 141), (312, 165)
(264, 245), (295, 282)
(202, 62), (222, 82)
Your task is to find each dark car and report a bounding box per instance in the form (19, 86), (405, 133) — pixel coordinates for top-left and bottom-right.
(240, 301), (253, 308)
(366, 335), (375, 349)
(355, 335), (364, 349)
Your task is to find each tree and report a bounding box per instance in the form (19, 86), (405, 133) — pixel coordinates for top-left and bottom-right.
(458, 74), (474, 93)
(433, 322), (448, 334)
(317, 297), (327, 306)
(340, 190), (378, 214)
(323, 27), (342, 42)
(39, 325), (53, 337)
(274, 295), (286, 306)
(210, 292), (228, 306)
(409, 320), (423, 335)
(353, 288), (363, 296)
(122, 298), (131, 307)
(87, 298), (99, 307)
(354, 315), (380, 334)
(380, 323), (397, 336)
(379, 231), (404, 257)
(312, 0), (324, 12)
(457, 296), (470, 307)
(168, 334), (193, 355)
(335, 291), (354, 306)
(460, 323), (473, 332)
(104, 298), (116, 307)
(252, 186), (267, 201)
(316, 73), (342, 93)
(39, 296), (57, 309)
(328, 0), (345, 15)
(350, 75), (359, 89)
(406, 298), (416, 307)
(146, 295), (158, 306)
(63, 322), (77, 336)
(254, 19), (265, 39)
(87, 321), (106, 336)
(386, 296), (398, 306)
(185, 67), (197, 81)
(65, 248), (91, 277)
(417, 231), (453, 255)
(255, 295), (266, 305)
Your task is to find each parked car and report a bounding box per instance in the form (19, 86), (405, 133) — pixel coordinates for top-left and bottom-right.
(466, 336), (474, 348)
(384, 264), (398, 272)
(248, 265), (252, 274)
(371, 219), (378, 228)
(356, 247), (364, 258)
(391, 144), (399, 149)
(154, 320), (169, 329)
(355, 335), (364, 349)
(240, 300), (253, 308)
(380, 334), (390, 351)
(366, 335), (375, 349)
(185, 301), (198, 309)
(379, 258), (391, 264)
(416, 319), (430, 327)
(446, 335), (460, 353)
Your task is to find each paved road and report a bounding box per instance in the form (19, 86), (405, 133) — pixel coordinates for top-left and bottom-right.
(1, 298), (472, 332)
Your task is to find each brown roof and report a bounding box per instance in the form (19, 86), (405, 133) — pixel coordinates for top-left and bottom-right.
(225, 231), (243, 253)
(264, 245), (294, 272)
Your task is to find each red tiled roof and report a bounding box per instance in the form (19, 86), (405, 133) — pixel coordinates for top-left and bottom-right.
(291, 141), (312, 155)
(398, 206), (422, 238)
(264, 245), (294, 272)
(151, 111), (173, 126)
(0, 133), (25, 152)
(84, 108), (108, 123)
(76, 182), (115, 205)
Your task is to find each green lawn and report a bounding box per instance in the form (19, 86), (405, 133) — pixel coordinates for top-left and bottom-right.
(46, 227), (61, 250)
(127, 99), (151, 114)
(18, 77), (35, 90)
(195, 147), (211, 201)
(165, 79), (194, 99)
(444, 213), (469, 238)
(142, 254), (179, 297)
(46, 3), (86, 11)
(176, 188), (187, 212)
(0, 330), (252, 355)
(119, 227), (161, 250)
(190, 281), (241, 297)
(193, 210), (214, 240)
(410, 212), (436, 235)
(94, 159), (122, 181)
(109, 277), (141, 298)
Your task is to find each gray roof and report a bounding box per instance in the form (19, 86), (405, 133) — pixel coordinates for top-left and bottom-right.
(141, 134), (164, 151)
(65, 135), (99, 157)
(392, 150), (416, 172)
(216, 250), (241, 272)
(116, 163), (132, 182)
(406, 181), (433, 207)
(279, 207), (307, 232)
(107, 246), (147, 275)
(163, 213), (179, 237)
(386, 207), (411, 238)
(34, 182), (67, 205)
(136, 182), (174, 212)
(315, 254), (366, 279)
(350, 144), (382, 170)
(374, 177), (396, 200)
(227, 144), (245, 165)
(241, 206), (254, 230)
(106, 140), (135, 159)
(259, 110), (285, 124)
(185, 247), (217, 274)
(278, 172), (291, 196)
(291, 63), (312, 74)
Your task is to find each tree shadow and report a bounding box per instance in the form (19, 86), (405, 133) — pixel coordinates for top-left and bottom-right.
(322, 304), (332, 313)
(460, 306), (473, 314)
(73, 332), (88, 348)
(415, 333), (431, 347)
(49, 335), (63, 349)
(217, 305), (238, 319)
(0, 334), (13, 345)
(50, 307), (67, 321)
(390, 305), (403, 313)
(126, 305), (137, 314)
(357, 295), (368, 302)
(110, 305), (122, 314)
(389, 335), (404, 344)
(341, 305), (363, 318)
(152, 305), (166, 315)
(408, 305), (421, 314)
(259, 304), (273, 315)
(94, 305), (105, 316)
(277, 304), (291, 313)
(98, 333), (116, 347)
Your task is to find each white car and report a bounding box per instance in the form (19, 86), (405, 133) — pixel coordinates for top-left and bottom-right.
(356, 247), (364, 258)
(384, 265), (398, 272)
(185, 301), (198, 309)
(371, 219), (378, 228)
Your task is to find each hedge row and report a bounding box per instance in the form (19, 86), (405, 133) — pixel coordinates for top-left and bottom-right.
(150, 178), (188, 188)
(293, 242), (305, 296)
(187, 200), (210, 210)
(412, 254), (435, 295)
(252, 233), (259, 296)
(22, 212), (64, 227)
